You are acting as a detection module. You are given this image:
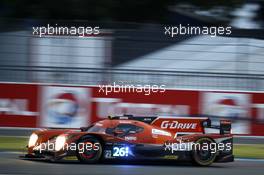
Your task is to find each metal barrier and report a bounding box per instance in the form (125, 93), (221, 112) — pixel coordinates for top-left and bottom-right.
(0, 65), (264, 90)
(0, 22), (264, 91)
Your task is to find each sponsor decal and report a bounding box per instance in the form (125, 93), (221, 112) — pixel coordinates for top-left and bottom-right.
(0, 98), (38, 116)
(95, 123), (103, 126)
(118, 120), (133, 124)
(163, 155), (178, 160)
(48, 92), (79, 124)
(152, 129), (172, 137)
(124, 136), (137, 141)
(105, 150), (113, 158)
(202, 92), (250, 134)
(160, 121), (197, 129)
(40, 86), (91, 128)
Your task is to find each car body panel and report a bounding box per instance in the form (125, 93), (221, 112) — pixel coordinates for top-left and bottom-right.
(24, 115), (234, 164)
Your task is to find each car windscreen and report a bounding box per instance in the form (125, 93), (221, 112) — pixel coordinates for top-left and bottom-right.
(86, 125), (105, 133)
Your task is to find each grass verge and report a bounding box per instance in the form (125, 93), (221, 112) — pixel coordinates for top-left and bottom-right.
(0, 136), (28, 151)
(234, 144), (264, 159)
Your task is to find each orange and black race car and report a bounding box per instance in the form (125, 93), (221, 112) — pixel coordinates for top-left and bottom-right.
(23, 115), (234, 166)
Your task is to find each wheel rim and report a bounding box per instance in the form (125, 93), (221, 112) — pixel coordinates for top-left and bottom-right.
(78, 140), (101, 160)
(197, 141), (213, 161)
(79, 142), (96, 159)
(193, 138), (217, 165)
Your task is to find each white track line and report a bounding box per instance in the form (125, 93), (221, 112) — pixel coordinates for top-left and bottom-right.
(234, 135), (264, 139)
(235, 158), (264, 162)
(0, 135), (28, 138)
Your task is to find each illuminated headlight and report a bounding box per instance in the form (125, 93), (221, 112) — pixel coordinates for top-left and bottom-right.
(28, 133), (38, 147)
(55, 135), (66, 151)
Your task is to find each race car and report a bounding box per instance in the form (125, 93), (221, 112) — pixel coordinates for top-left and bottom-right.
(23, 115), (234, 166)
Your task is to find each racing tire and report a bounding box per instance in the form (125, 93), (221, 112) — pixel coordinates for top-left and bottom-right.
(76, 135), (103, 163)
(191, 137), (217, 166)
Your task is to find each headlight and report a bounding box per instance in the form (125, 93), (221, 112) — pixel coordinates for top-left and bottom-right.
(55, 135), (66, 151)
(28, 133), (38, 147)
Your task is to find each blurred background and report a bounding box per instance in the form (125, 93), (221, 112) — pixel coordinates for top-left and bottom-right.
(0, 0), (264, 163)
(0, 0), (263, 90)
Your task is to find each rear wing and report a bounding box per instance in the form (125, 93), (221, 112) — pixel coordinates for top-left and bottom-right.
(203, 119), (232, 135)
(220, 120), (232, 134)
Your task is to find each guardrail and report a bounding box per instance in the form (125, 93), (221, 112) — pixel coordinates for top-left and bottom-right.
(0, 65), (264, 90)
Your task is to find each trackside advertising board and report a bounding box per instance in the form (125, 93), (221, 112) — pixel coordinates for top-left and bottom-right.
(0, 82), (264, 135)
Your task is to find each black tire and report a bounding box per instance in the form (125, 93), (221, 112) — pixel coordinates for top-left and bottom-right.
(76, 135), (103, 163)
(191, 137), (217, 166)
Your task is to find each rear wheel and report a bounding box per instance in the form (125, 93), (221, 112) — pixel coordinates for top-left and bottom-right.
(192, 137), (217, 166)
(76, 135), (103, 163)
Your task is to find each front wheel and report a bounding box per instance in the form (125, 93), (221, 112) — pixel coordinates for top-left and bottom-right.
(76, 135), (103, 163)
(191, 137), (217, 166)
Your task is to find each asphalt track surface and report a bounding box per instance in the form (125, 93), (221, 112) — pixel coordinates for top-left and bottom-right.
(0, 152), (264, 175)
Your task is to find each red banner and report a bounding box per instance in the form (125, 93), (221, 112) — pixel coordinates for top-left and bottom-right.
(0, 83), (38, 127)
(0, 83), (264, 135)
